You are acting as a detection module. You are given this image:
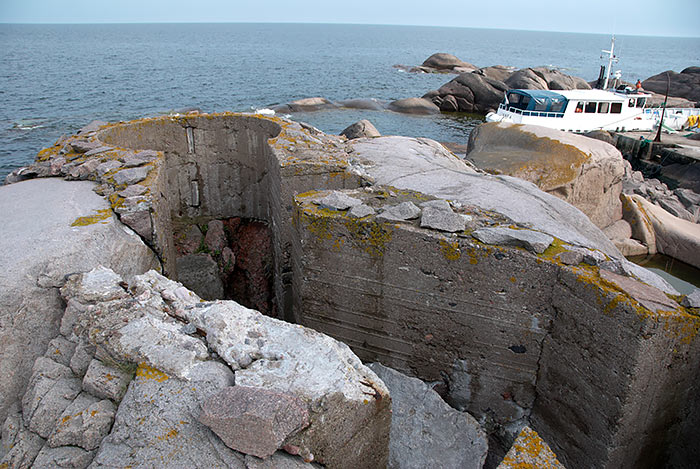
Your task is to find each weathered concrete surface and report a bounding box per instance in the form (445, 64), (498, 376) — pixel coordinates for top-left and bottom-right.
(0, 178), (158, 425)
(368, 363), (488, 469)
(532, 265), (700, 468)
(292, 187), (700, 469)
(466, 122), (626, 229)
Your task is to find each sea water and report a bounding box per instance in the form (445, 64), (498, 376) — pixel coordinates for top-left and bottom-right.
(1, 23), (699, 180)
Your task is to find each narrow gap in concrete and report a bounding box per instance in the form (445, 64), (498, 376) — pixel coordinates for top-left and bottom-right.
(172, 217), (275, 315)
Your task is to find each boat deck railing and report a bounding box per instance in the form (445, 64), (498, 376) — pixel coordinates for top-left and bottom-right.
(499, 103), (565, 118)
(643, 107), (700, 118)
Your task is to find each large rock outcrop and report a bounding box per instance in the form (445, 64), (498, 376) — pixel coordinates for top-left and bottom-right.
(505, 67), (591, 91)
(425, 72), (509, 114)
(424, 66), (590, 114)
(622, 193), (700, 269)
(466, 122), (627, 230)
(368, 363), (488, 469)
(642, 67), (700, 104)
(421, 53), (477, 73)
(0, 178), (158, 426)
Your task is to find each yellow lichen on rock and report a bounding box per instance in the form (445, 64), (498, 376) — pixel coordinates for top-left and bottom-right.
(70, 209), (112, 226)
(498, 426), (566, 469)
(135, 363), (169, 382)
(439, 239), (461, 261)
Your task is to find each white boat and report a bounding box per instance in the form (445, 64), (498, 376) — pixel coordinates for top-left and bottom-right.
(486, 37), (700, 133)
(485, 88), (656, 132)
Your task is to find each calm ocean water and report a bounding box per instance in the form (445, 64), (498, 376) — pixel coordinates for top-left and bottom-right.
(1, 23), (699, 180)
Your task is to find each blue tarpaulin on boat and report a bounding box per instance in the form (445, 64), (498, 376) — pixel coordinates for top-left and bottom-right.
(505, 89), (567, 112)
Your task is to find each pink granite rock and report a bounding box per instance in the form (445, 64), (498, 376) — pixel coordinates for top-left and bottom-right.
(198, 385), (309, 459)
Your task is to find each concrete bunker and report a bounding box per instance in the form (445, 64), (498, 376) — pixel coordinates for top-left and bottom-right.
(25, 113), (700, 468)
(98, 115), (285, 313)
(96, 113), (363, 319)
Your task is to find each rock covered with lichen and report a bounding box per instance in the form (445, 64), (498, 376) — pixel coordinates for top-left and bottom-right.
(466, 122), (627, 231)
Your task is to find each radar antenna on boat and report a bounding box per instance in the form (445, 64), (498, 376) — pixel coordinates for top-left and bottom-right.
(600, 36), (619, 90)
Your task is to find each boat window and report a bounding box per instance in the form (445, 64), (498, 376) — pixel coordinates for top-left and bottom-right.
(551, 100), (566, 113)
(598, 102), (609, 113)
(636, 97), (646, 108)
(507, 93), (521, 105)
(629, 98), (636, 107)
(585, 102), (597, 113)
(610, 102), (622, 113)
(520, 96), (531, 109)
(575, 102), (584, 113)
(534, 99), (548, 112)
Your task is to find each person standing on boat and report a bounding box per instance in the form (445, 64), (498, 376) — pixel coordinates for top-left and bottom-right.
(636, 79), (643, 91)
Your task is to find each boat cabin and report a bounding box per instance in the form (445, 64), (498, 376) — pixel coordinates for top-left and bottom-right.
(490, 88), (655, 132)
(504, 90), (568, 117)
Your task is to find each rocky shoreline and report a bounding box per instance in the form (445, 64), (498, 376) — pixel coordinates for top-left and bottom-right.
(270, 53), (699, 118)
(2, 109), (700, 469)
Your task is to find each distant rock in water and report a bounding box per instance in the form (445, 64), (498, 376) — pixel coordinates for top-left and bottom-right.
(421, 53), (477, 73)
(425, 66), (590, 114)
(426, 72), (508, 114)
(340, 119), (381, 139)
(272, 97), (387, 113)
(272, 97), (337, 113)
(337, 98), (386, 111)
(642, 67), (700, 104)
(387, 97), (440, 115)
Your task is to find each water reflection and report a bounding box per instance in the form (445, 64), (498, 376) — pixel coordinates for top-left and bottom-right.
(628, 254), (700, 296)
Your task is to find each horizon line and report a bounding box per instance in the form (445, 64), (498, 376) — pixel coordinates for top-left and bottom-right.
(1, 21), (699, 39)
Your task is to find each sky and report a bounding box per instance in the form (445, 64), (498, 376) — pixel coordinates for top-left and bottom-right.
(0, 0), (699, 37)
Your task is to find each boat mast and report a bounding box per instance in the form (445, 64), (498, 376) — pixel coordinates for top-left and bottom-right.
(601, 36), (618, 90)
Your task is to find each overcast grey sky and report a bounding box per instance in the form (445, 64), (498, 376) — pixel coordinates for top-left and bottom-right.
(1, 0), (698, 37)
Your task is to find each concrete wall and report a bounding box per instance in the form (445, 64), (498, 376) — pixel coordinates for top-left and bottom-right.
(72, 113), (699, 467)
(292, 206), (557, 429)
(292, 191), (700, 468)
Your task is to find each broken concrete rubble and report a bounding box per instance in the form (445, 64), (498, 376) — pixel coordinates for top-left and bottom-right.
(0, 266), (391, 469)
(472, 226), (554, 254)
